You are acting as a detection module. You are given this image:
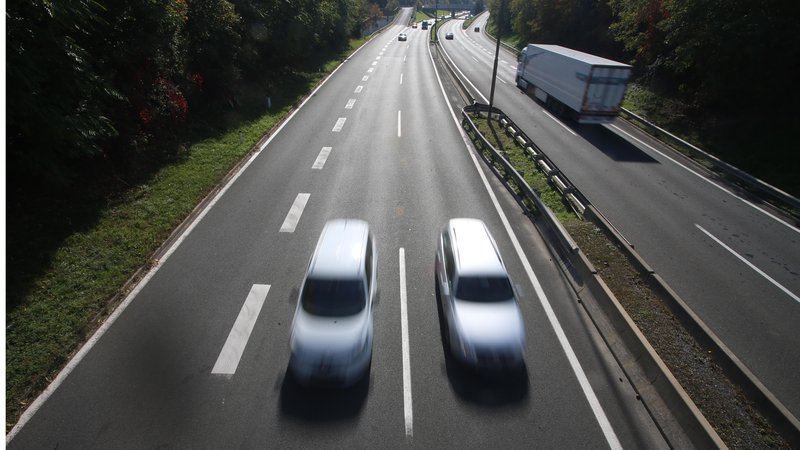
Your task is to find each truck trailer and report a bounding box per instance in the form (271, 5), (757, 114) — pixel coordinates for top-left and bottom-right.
(516, 44), (632, 124)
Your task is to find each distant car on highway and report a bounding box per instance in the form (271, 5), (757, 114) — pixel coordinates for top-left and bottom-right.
(398, 33), (407, 41)
(289, 219), (376, 387)
(435, 218), (526, 370)
(445, 32), (454, 40)
(412, 23), (418, 28)
(474, 26), (480, 32)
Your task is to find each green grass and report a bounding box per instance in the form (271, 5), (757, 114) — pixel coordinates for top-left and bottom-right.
(469, 113), (577, 224)
(5, 36), (368, 431)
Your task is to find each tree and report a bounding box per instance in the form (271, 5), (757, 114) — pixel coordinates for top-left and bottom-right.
(185, 0), (242, 105)
(608, 0), (800, 109)
(6, 0), (118, 185)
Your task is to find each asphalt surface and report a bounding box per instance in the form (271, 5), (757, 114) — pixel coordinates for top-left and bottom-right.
(439, 13), (800, 420)
(9, 10), (671, 448)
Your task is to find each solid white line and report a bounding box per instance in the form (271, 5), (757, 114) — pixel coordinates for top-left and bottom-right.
(611, 124), (799, 234)
(696, 224), (800, 303)
(400, 73), (403, 85)
(438, 38), (488, 103)
(541, 109), (577, 136)
(345, 99), (356, 109)
(397, 110), (402, 137)
(212, 284), (271, 374)
(399, 248), (413, 438)
(312, 147), (332, 170)
(332, 117), (346, 132)
(427, 39), (622, 450)
(6, 33), (377, 443)
(279, 193), (310, 233)
(355, 85), (363, 93)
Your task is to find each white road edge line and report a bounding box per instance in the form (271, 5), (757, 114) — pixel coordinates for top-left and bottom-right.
(312, 146), (332, 170)
(212, 284), (271, 374)
(399, 248), (414, 439)
(611, 124), (798, 234)
(437, 38), (488, 103)
(427, 38), (623, 450)
(6, 34), (376, 443)
(696, 224), (800, 303)
(398, 110), (402, 137)
(542, 109), (577, 136)
(279, 193), (310, 233)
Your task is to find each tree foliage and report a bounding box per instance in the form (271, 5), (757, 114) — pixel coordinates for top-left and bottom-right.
(7, 0), (385, 188)
(608, 0), (800, 109)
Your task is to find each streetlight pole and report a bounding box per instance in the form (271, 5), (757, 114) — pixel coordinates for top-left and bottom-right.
(488, 0), (505, 120)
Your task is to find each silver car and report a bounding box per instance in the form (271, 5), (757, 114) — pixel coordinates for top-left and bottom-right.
(435, 218), (526, 369)
(289, 219), (376, 386)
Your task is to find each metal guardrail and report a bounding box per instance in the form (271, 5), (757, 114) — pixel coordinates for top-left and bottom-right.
(463, 103), (588, 219)
(619, 108), (800, 213)
(461, 104), (578, 253)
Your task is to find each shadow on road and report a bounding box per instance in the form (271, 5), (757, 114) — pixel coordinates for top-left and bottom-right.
(576, 123), (659, 163)
(278, 368), (369, 422)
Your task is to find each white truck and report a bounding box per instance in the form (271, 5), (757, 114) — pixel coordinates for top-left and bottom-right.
(516, 44), (632, 124)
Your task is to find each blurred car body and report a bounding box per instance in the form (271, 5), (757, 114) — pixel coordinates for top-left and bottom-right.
(289, 219), (376, 386)
(435, 219), (526, 370)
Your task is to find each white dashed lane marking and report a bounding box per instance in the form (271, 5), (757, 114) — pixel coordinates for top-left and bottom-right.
(312, 147), (332, 170)
(332, 117), (346, 132)
(279, 193), (310, 233)
(212, 284), (271, 375)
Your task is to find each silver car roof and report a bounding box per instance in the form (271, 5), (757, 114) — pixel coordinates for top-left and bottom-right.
(308, 219), (369, 279)
(447, 218), (507, 277)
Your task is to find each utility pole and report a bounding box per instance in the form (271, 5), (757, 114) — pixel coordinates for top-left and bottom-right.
(434, 0), (438, 43)
(488, 0), (504, 120)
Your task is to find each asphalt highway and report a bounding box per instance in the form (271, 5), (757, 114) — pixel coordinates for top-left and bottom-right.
(439, 13), (800, 420)
(9, 9), (671, 448)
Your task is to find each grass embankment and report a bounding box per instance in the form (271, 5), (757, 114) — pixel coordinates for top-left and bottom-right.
(467, 112), (788, 448)
(5, 36), (368, 431)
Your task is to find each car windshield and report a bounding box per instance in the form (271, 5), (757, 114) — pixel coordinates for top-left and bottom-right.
(301, 277), (366, 316)
(455, 276), (514, 302)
